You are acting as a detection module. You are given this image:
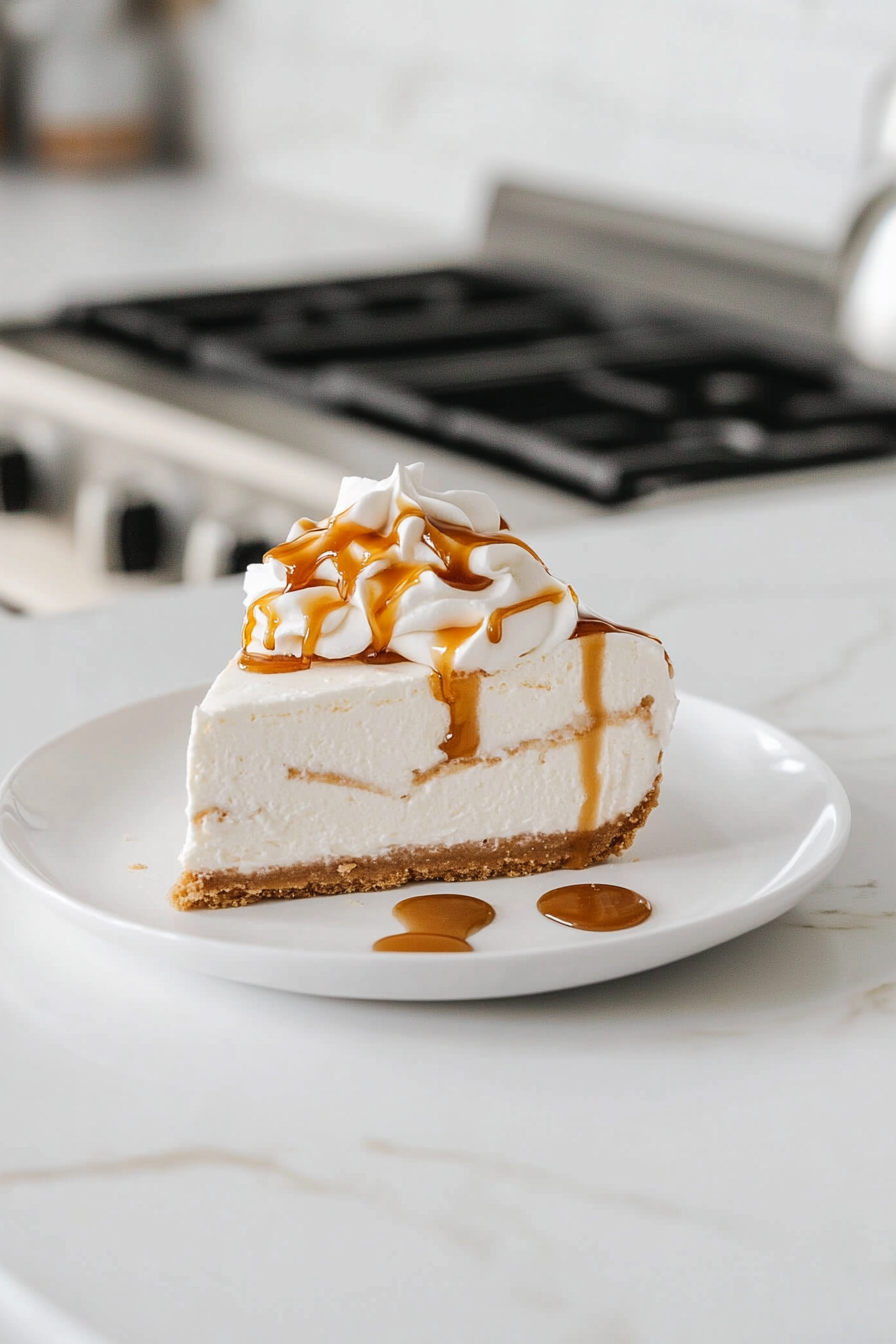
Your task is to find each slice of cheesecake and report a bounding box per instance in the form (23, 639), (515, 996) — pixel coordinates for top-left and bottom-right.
(172, 465), (676, 910)
(172, 623), (675, 909)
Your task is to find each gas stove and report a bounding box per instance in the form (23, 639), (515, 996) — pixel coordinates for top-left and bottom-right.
(2, 180), (894, 612)
(61, 260), (896, 504)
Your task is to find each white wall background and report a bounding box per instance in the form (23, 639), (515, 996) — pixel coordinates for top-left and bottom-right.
(181, 0), (896, 250)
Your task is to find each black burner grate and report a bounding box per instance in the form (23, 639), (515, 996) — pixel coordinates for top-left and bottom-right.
(60, 267), (896, 504)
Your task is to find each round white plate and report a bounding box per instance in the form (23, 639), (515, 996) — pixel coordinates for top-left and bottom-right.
(0, 687), (850, 1001)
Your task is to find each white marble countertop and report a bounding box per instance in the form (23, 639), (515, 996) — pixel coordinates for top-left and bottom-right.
(1, 459), (896, 1342)
(0, 170), (443, 323)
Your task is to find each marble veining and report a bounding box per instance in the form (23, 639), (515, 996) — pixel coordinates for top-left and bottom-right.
(364, 1138), (762, 1241)
(0, 1148), (339, 1196)
(5, 468), (896, 1341)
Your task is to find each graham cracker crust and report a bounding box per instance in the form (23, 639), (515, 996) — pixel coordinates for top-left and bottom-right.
(171, 778), (661, 911)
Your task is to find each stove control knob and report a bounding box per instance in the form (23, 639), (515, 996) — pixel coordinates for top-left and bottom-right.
(0, 418), (70, 514)
(0, 439), (34, 512)
(118, 499), (162, 572)
(227, 536), (270, 574)
(183, 516), (273, 583)
(75, 482), (166, 573)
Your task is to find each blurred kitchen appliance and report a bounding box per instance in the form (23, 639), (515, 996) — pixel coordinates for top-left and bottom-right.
(3, 0), (159, 171)
(2, 179), (896, 612)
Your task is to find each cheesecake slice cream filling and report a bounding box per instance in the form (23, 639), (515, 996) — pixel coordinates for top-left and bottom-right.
(172, 462), (676, 910)
(173, 626), (676, 909)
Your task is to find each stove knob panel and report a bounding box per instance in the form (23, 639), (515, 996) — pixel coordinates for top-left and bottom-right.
(118, 500), (163, 572)
(0, 417), (71, 514)
(227, 537), (270, 574)
(183, 515), (279, 583)
(182, 516), (235, 583)
(0, 440), (34, 512)
(75, 481), (167, 573)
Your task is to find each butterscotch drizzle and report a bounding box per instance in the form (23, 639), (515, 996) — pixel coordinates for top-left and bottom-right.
(254, 591), (281, 652)
(571, 628), (607, 868)
(486, 590), (567, 644)
(237, 499), (669, 793)
(243, 507), (560, 662)
(373, 893), (495, 952)
(239, 646), (406, 674)
(239, 498), (569, 759)
(244, 508), (510, 662)
(568, 617), (669, 865)
(239, 651), (308, 674)
(428, 625), (481, 759)
(573, 614), (674, 677)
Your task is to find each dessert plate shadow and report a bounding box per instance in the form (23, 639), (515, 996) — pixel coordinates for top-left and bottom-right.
(0, 688), (850, 1001)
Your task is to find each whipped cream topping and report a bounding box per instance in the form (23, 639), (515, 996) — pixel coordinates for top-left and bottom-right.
(242, 462), (578, 675)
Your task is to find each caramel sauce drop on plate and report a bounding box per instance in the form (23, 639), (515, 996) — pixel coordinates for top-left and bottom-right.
(373, 893), (496, 953)
(537, 883), (652, 932)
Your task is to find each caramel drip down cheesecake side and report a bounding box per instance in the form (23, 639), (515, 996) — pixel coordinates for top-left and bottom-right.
(172, 464), (677, 910)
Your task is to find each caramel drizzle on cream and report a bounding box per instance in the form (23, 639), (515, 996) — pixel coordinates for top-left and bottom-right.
(486, 590), (567, 644)
(428, 625), (482, 760)
(410, 694), (656, 786)
(568, 616), (672, 866)
(285, 766), (393, 796)
(240, 500), (564, 758)
(239, 505), (668, 797)
(572, 627), (607, 869)
(572, 613), (674, 678)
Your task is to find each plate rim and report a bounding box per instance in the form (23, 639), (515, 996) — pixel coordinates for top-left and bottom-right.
(0, 686), (852, 999)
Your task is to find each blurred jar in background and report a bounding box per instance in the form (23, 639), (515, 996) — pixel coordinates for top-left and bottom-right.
(0, 75), (5, 162)
(0, 17), (8, 156)
(4, 0), (158, 171)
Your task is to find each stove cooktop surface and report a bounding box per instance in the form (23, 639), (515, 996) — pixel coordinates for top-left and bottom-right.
(56, 264), (896, 504)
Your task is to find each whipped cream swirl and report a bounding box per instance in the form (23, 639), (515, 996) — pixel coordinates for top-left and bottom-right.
(242, 463), (577, 674)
